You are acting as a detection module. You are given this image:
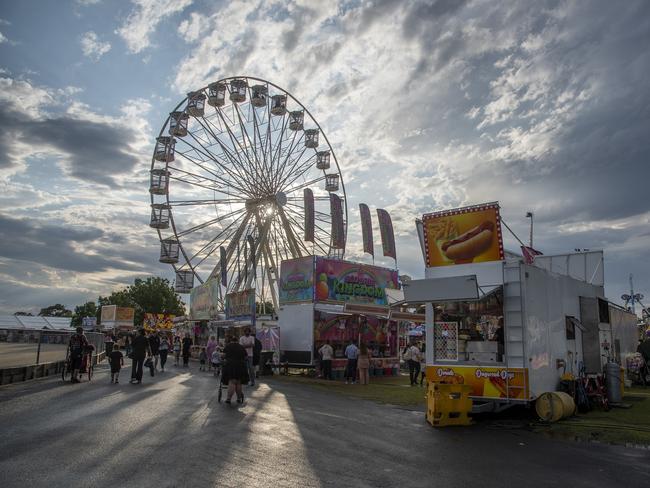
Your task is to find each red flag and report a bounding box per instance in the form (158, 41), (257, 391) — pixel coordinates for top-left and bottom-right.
(521, 246), (543, 265)
(330, 194), (345, 249)
(377, 209), (396, 259)
(304, 188), (314, 242)
(359, 203), (374, 257)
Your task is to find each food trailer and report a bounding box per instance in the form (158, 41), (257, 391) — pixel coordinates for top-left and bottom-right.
(277, 256), (401, 374)
(410, 202), (638, 412)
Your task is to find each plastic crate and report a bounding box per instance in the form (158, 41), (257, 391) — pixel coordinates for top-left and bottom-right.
(426, 383), (472, 427)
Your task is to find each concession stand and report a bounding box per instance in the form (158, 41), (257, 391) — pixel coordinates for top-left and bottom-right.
(278, 256), (401, 375)
(409, 202), (637, 412)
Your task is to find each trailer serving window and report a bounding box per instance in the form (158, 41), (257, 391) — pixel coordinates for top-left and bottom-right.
(433, 286), (504, 365)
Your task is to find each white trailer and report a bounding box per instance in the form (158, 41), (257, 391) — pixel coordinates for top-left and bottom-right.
(405, 251), (635, 411)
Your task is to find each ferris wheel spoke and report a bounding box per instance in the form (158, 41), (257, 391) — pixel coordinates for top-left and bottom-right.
(233, 102), (271, 194)
(167, 165), (246, 199)
(284, 175), (327, 195)
(196, 114), (263, 193)
(188, 212), (249, 268)
(285, 201), (332, 220)
(185, 120), (258, 196)
(175, 139), (252, 196)
(279, 207), (326, 256)
(169, 198), (247, 207)
(269, 119), (297, 189)
(176, 207), (247, 238)
(272, 129), (305, 190)
(276, 149), (315, 190)
(212, 108), (267, 196)
(284, 205), (332, 254)
(207, 211), (253, 281)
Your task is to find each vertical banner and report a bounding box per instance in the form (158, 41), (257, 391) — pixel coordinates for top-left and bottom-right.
(248, 234), (256, 279)
(330, 193), (345, 249)
(304, 188), (315, 242)
(359, 203), (374, 257)
(377, 208), (396, 259)
(220, 246), (227, 287)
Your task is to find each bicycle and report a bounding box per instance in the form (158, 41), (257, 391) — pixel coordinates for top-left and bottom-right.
(61, 350), (71, 382)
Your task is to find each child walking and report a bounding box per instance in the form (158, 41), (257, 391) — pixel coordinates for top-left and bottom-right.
(109, 344), (124, 384)
(199, 347), (207, 371)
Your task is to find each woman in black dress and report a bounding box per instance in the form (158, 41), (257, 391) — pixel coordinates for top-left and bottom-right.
(222, 335), (249, 404)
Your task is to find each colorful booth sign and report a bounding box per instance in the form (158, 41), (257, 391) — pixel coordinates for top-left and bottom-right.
(279, 256), (314, 304)
(143, 313), (175, 331)
(225, 288), (256, 322)
(422, 202), (504, 268)
(426, 365), (529, 399)
(314, 257), (399, 306)
(190, 279), (220, 320)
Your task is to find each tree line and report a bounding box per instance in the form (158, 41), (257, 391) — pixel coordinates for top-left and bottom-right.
(14, 277), (186, 328)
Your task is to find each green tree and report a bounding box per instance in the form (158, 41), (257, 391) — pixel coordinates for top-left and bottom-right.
(256, 301), (275, 316)
(38, 304), (72, 317)
(71, 301), (98, 328)
(14, 311), (34, 316)
(98, 277), (185, 327)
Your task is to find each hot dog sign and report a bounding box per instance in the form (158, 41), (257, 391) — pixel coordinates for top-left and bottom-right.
(422, 202), (504, 267)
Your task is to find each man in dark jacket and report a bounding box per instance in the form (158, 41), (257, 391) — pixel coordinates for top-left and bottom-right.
(148, 332), (161, 370)
(130, 329), (151, 384)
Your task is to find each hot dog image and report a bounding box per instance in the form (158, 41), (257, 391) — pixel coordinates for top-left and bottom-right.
(441, 221), (495, 263)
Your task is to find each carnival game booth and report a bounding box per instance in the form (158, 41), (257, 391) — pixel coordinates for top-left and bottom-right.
(411, 202), (638, 412)
(278, 256), (401, 375)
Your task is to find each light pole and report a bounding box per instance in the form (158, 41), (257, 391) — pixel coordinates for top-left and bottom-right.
(525, 212), (534, 248)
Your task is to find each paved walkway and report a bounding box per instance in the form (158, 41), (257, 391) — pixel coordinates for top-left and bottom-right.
(0, 364), (648, 487)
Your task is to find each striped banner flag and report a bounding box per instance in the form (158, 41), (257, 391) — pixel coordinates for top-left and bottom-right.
(377, 208), (396, 259)
(359, 203), (374, 257)
(330, 193), (345, 249)
(304, 188), (314, 242)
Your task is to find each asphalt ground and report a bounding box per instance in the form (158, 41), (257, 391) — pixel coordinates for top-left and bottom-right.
(0, 363), (648, 488)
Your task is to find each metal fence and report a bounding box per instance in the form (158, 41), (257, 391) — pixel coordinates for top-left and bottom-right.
(0, 328), (105, 368)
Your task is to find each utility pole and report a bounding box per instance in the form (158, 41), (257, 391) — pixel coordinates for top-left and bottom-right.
(525, 212), (534, 248)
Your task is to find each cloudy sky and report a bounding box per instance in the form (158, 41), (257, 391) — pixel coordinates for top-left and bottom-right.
(0, 0), (648, 315)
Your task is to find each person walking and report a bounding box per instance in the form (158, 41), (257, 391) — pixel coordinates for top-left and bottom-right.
(182, 333), (192, 367)
(206, 336), (217, 371)
(344, 339), (359, 384)
(222, 335), (249, 404)
(239, 328), (256, 386)
(419, 343), (426, 386)
(253, 336), (262, 380)
(109, 344), (124, 384)
(357, 343), (371, 385)
(124, 334), (132, 359)
(199, 347), (207, 371)
(148, 332), (161, 370)
(130, 329), (151, 384)
(405, 341), (421, 386)
(173, 336), (181, 366)
(318, 340), (334, 380)
(159, 334), (170, 372)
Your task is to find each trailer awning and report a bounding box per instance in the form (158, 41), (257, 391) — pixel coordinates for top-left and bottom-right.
(401, 275), (479, 304)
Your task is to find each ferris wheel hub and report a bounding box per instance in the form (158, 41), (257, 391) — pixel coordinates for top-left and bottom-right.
(275, 191), (287, 207)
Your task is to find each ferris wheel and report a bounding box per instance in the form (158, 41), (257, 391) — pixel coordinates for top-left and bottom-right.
(149, 76), (347, 312)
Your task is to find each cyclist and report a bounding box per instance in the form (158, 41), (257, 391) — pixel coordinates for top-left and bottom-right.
(68, 326), (89, 383)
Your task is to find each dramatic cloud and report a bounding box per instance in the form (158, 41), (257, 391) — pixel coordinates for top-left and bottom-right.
(1, 0), (649, 313)
(116, 0), (193, 53)
(80, 31), (111, 61)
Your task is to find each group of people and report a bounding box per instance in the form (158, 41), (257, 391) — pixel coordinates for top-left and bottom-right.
(103, 330), (194, 384)
(318, 339), (374, 385)
(317, 339), (426, 386)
